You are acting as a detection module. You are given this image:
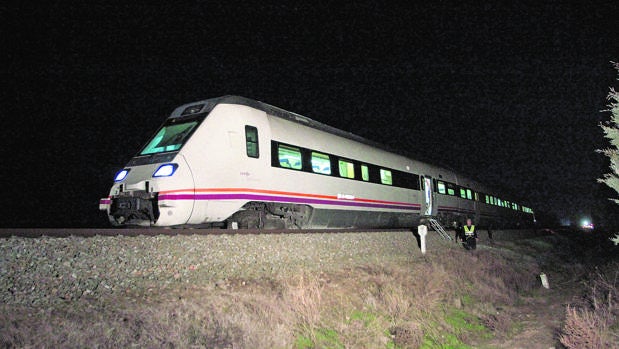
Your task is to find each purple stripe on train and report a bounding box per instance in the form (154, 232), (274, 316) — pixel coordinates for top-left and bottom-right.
(159, 193), (420, 211)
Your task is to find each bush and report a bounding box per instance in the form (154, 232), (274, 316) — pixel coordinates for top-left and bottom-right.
(598, 61), (619, 203)
(560, 262), (619, 348)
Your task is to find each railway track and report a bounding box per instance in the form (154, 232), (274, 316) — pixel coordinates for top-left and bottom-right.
(0, 227), (414, 239)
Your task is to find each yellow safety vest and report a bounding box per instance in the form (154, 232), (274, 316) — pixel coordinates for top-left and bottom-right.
(464, 225), (475, 236)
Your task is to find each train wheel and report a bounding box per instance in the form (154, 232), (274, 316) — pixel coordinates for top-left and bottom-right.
(226, 210), (263, 229)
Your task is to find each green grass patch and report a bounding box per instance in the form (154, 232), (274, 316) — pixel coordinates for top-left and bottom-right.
(420, 332), (472, 349)
(315, 328), (344, 349)
(418, 307), (493, 348)
(348, 309), (377, 327)
(294, 335), (313, 349)
(447, 308), (492, 340)
(460, 294), (474, 307)
(295, 328), (344, 349)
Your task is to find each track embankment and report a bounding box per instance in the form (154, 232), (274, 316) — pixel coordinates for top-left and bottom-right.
(0, 227), (544, 308)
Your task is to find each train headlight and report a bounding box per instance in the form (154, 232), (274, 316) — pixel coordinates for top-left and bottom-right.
(153, 163), (178, 177)
(114, 169), (130, 182)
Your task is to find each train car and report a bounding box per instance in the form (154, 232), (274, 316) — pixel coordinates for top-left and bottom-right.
(99, 96), (534, 229)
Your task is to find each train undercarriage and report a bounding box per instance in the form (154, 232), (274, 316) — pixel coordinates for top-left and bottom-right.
(226, 202), (313, 229)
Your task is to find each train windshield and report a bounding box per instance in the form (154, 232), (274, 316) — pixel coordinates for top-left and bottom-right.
(140, 120), (198, 155)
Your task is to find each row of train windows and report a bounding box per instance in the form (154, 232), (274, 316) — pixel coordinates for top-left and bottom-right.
(244, 126), (532, 214)
(272, 141), (420, 190)
(243, 126), (404, 187)
(436, 179), (532, 213)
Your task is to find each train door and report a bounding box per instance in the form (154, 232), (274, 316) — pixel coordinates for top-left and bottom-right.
(421, 175), (437, 216)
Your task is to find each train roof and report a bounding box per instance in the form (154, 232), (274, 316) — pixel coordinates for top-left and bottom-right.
(174, 95), (397, 153)
(175, 96), (454, 167)
(172, 95), (528, 205)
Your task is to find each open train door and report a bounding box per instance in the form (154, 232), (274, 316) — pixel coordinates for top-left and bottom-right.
(421, 175), (437, 217)
(474, 192), (481, 224)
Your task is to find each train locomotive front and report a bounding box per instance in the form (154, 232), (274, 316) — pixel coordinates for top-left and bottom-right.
(100, 96), (321, 228)
(99, 102), (213, 227)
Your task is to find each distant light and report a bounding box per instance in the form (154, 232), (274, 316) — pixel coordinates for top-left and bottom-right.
(153, 163), (178, 177)
(580, 219), (594, 230)
(114, 169), (129, 182)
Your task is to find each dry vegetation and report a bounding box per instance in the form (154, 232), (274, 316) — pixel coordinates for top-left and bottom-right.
(1, 229), (617, 348)
(558, 239), (618, 348)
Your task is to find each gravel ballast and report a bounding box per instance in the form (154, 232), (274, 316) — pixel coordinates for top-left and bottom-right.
(0, 229), (540, 307)
(0, 231), (422, 307)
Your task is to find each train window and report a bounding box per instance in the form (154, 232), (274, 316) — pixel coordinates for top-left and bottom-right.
(437, 181), (446, 194)
(460, 188), (466, 199)
(245, 126), (259, 158)
(447, 183), (456, 195)
(361, 164), (369, 181)
(380, 169), (392, 185)
(278, 144), (302, 170)
(311, 152), (331, 175)
(140, 120), (198, 155)
(398, 172), (420, 190)
(485, 195), (490, 204)
(338, 159), (355, 178)
(466, 189), (472, 200)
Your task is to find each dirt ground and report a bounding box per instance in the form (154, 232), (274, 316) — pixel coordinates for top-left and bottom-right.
(483, 272), (581, 348)
(471, 228), (614, 349)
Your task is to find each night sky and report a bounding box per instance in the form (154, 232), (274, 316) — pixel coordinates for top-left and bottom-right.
(3, 2), (619, 228)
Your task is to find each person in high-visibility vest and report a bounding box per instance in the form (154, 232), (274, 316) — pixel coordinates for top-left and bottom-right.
(463, 218), (478, 250)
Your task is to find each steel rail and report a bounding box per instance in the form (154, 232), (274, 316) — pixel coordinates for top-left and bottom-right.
(0, 227), (416, 239)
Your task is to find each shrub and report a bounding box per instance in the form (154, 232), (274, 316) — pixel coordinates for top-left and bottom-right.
(560, 262), (618, 348)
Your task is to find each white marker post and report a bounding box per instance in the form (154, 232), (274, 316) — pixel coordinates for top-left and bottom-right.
(540, 273), (549, 289)
(418, 225), (428, 254)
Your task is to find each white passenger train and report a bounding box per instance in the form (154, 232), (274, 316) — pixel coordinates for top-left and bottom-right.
(99, 96), (534, 229)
